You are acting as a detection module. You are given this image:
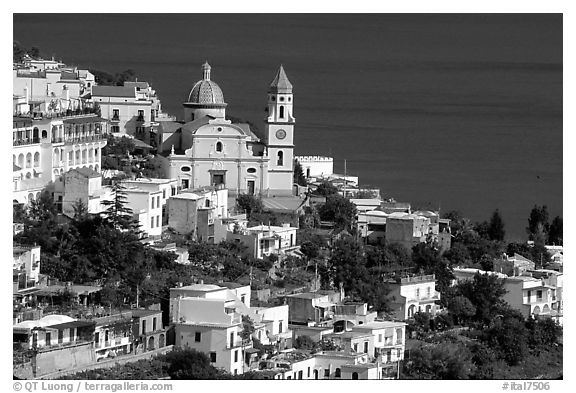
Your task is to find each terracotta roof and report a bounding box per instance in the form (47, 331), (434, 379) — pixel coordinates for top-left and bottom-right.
(269, 65), (293, 93)
(92, 85), (136, 98)
(71, 167), (101, 178)
(62, 115), (107, 124)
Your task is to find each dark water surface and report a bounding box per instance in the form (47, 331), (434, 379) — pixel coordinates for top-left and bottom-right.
(13, 14), (563, 241)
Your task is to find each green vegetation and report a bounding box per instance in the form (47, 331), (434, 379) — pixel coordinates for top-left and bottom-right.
(293, 160), (307, 186)
(59, 348), (266, 380)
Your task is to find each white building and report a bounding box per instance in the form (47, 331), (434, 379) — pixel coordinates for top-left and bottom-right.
(167, 187), (228, 241)
(387, 275), (442, 319)
(226, 224), (298, 259)
(295, 156), (333, 178)
(124, 186), (164, 237)
(13, 245), (41, 287)
(13, 114), (108, 205)
(502, 276), (560, 320)
(169, 283), (254, 375)
(53, 167), (113, 217)
(163, 62), (295, 197)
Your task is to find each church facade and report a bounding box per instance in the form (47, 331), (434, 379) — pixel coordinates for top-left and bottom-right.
(161, 62), (295, 197)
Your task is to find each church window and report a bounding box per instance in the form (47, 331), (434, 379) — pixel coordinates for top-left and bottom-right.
(271, 96), (275, 101)
(288, 97), (292, 102)
(279, 106), (285, 119)
(280, 96), (284, 102)
(217, 127), (223, 132)
(181, 166), (191, 172)
(277, 151), (284, 166)
(216, 141), (223, 152)
(247, 168), (257, 174)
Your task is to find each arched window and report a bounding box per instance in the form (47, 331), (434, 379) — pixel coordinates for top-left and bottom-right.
(33, 152), (40, 167)
(216, 141), (223, 152)
(18, 154), (24, 168)
(277, 151), (284, 166)
(13, 155), (16, 165)
(279, 105), (285, 119)
(26, 153), (32, 168)
(205, 199), (210, 208)
(352, 372), (359, 380)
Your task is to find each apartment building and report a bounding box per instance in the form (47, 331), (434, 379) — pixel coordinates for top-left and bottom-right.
(13, 114), (108, 205)
(227, 224), (298, 260)
(387, 274), (442, 319)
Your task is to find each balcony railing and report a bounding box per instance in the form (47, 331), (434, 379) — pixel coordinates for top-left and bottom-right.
(51, 137), (64, 144)
(111, 115), (120, 121)
(64, 134), (106, 144)
(13, 138), (40, 146)
(227, 338), (251, 349)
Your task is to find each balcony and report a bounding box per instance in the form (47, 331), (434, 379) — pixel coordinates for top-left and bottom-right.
(13, 137), (40, 146)
(64, 134), (106, 144)
(111, 115), (120, 122)
(227, 338), (251, 349)
(136, 115), (145, 122)
(51, 137), (64, 144)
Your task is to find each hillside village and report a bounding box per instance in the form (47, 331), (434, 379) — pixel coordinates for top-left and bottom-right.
(13, 49), (563, 380)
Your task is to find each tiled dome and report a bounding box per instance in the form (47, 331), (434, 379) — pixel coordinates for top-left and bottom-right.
(186, 62), (225, 105)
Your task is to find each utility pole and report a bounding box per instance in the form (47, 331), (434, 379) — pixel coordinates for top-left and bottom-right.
(343, 159), (347, 198)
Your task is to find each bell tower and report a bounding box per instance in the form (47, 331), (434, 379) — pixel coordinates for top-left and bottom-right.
(265, 65), (295, 196)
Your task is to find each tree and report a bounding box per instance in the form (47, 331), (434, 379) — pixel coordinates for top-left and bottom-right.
(115, 69), (137, 86)
(29, 46), (40, 59)
(72, 199), (89, 220)
(293, 160), (307, 186)
(100, 180), (138, 231)
(487, 209), (505, 241)
(526, 317), (562, 347)
(443, 243), (472, 267)
(300, 241), (320, 261)
(484, 316), (529, 366)
(527, 205), (550, 240)
(318, 194), (357, 231)
(236, 194), (263, 216)
(403, 342), (473, 379)
(294, 335), (316, 350)
(411, 243), (454, 294)
(322, 237), (366, 294)
(447, 296), (476, 325)
(315, 180), (338, 196)
(547, 216), (562, 245)
(455, 272), (507, 324)
(13, 40), (27, 63)
(163, 348), (219, 379)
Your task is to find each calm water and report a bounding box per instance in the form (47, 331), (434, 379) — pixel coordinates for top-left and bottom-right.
(14, 14), (563, 241)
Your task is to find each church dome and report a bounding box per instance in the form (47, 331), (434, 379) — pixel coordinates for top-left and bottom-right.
(186, 62), (225, 105)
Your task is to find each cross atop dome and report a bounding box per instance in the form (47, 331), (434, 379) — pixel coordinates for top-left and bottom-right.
(202, 61), (211, 81)
(269, 64), (293, 93)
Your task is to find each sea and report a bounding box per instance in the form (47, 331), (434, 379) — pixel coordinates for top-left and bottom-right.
(13, 14), (563, 241)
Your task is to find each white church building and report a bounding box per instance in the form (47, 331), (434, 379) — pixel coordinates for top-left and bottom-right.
(161, 62), (296, 197)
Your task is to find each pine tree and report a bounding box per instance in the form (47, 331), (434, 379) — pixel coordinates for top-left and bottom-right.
(487, 209), (505, 241)
(547, 216), (562, 246)
(527, 205), (550, 241)
(100, 180), (139, 232)
(293, 159), (307, 186)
